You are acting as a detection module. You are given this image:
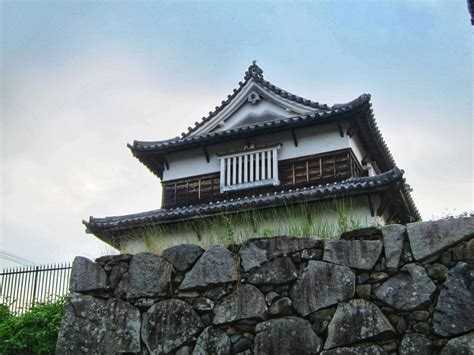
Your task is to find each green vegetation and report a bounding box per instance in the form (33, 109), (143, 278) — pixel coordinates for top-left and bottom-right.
(122, 197), (379, 254)
(0, 297), (65, 355)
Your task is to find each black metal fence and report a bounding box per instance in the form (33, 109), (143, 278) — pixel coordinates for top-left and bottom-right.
(0, 263), (72, 315)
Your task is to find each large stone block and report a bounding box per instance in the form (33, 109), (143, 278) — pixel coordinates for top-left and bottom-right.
(373, 263), (436, 311)
(323, 240), (383, 270)
(56, 293), (141, 354)
(325, 299), (396, 349)
(69, 256), (107, 293)
(290, 260), (355, 317)
(399, 333), (435, 355)
(254, 317), (322, 354)
(180, 246), (238, 290)
(433, 262), (474, 337)
(239, 236), (322, 272)
(407, 217), (474, 261)
(440, 332), (474, 355)
(320, 344), (387, 355)
(141, 299), (203, 354)
(246, 256), (298, 285)
(381, 224), (406, 269)
(192, 326), (231, 355)
(162, 244), (204, 272)
(115, 252), (172, 299)
(213, 284), (267, 325)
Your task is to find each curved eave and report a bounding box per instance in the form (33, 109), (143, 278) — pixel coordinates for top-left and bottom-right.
(128, 94), (371, 179)
(84, 167), (413, 244)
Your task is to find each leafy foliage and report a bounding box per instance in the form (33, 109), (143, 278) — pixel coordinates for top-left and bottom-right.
(0, 297), (65, 355)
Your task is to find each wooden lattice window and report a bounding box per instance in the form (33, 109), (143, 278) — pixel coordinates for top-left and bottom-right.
(218, 145), (281, 192)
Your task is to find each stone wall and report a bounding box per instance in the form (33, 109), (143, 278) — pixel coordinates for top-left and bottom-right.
(56, 216), (474, 354)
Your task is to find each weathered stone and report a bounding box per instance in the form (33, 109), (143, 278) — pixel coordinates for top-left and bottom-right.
(177, 290), (200, 298)
(356, 284), (371, 299)
(254, 317), (322, 354)
(321, 344), (387, 354)
(325, 299), (396, 349)
(309, 307), (336, 335)
(413, 322), (430, 335)
(180, 246), (238, 290)
(323, 240), (383, 270)
(193, 297), (215, 312)
(95, 253), (132, 266)
(407, 217), (474, 260)
(407, 310), (429, 321)
(440, 250), (453, 267)
(115, 253), (172, 299)
(108, 262), (128, 289)
(357, 273), (370, 284)
(204, 285), (231, 301)
(213, 284), (267, 325)
(397, 316), (407, 335)
(247, 256), (298, 285)
(175, 345), (191, 355)
(141, 299), (203, 354)
(265, 291), (280, 306)
(433, 262), (474, 337)
(162, 244), (204, 272)
(381, 224), (406, 269)
(56, 293), (140, 354)
(239, 236), (322, 272)
(452, 243), (466, 261)
(301, 248), (323, 260)
(290, 260), (355, 317)
(369, 271), (389, 283)
(133, 298), (157, 310)
(192, 326), (231, 355)
(341, 227), (382, 240)
(427, 262), (448, 282)
(268, 297), (293, 317)
(466, 238), (474, 263)
(399, 333), (434, 355)
(232, 337), (253, 353)
(440, 332), (474, 355)
(69, 256), (107, 293)
(373, 263), (436, 311)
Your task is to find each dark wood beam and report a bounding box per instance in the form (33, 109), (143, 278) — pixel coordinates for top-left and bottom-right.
(376, 192), (391, 217)
(336, 122), (344, 137)
(362, 152), (371, 165)
(291, 129), (298, 147)
(203, 146), (210, 163)
(348, 122), (360, 138)
(387, 207), (400, 223)
(367, 194), (375, 217)
(163, 157), (169, 170)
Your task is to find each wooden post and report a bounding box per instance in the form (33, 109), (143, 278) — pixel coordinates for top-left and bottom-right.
(306, 160), (309, 182)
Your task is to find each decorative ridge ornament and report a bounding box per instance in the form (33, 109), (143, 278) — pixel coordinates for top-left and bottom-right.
(244, 60), (264, 80)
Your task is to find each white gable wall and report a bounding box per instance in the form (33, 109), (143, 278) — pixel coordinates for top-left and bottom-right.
(162, 124), (364, 181)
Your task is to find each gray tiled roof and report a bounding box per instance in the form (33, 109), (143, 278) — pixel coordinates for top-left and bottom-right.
(128, 94), (369, 154)
(84, 167), (408, 237)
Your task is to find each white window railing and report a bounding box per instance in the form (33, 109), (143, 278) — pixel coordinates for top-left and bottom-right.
(218, 145), (281, 192)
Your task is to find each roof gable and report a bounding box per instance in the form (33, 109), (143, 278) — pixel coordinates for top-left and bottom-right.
(184, 61), (329, 137)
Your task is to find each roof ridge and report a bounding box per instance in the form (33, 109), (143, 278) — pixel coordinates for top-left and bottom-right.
(180, 61), (330, 138)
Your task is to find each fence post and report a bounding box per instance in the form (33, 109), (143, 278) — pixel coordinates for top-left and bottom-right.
(32, 266), (39, 307)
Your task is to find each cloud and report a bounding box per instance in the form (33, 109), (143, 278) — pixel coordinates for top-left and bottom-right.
(1, 49), (216, 267)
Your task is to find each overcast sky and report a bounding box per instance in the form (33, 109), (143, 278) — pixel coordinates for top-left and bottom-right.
(1, 1), (472, 269)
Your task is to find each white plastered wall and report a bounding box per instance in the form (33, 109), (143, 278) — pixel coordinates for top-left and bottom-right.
(162, 124), (366, 181)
